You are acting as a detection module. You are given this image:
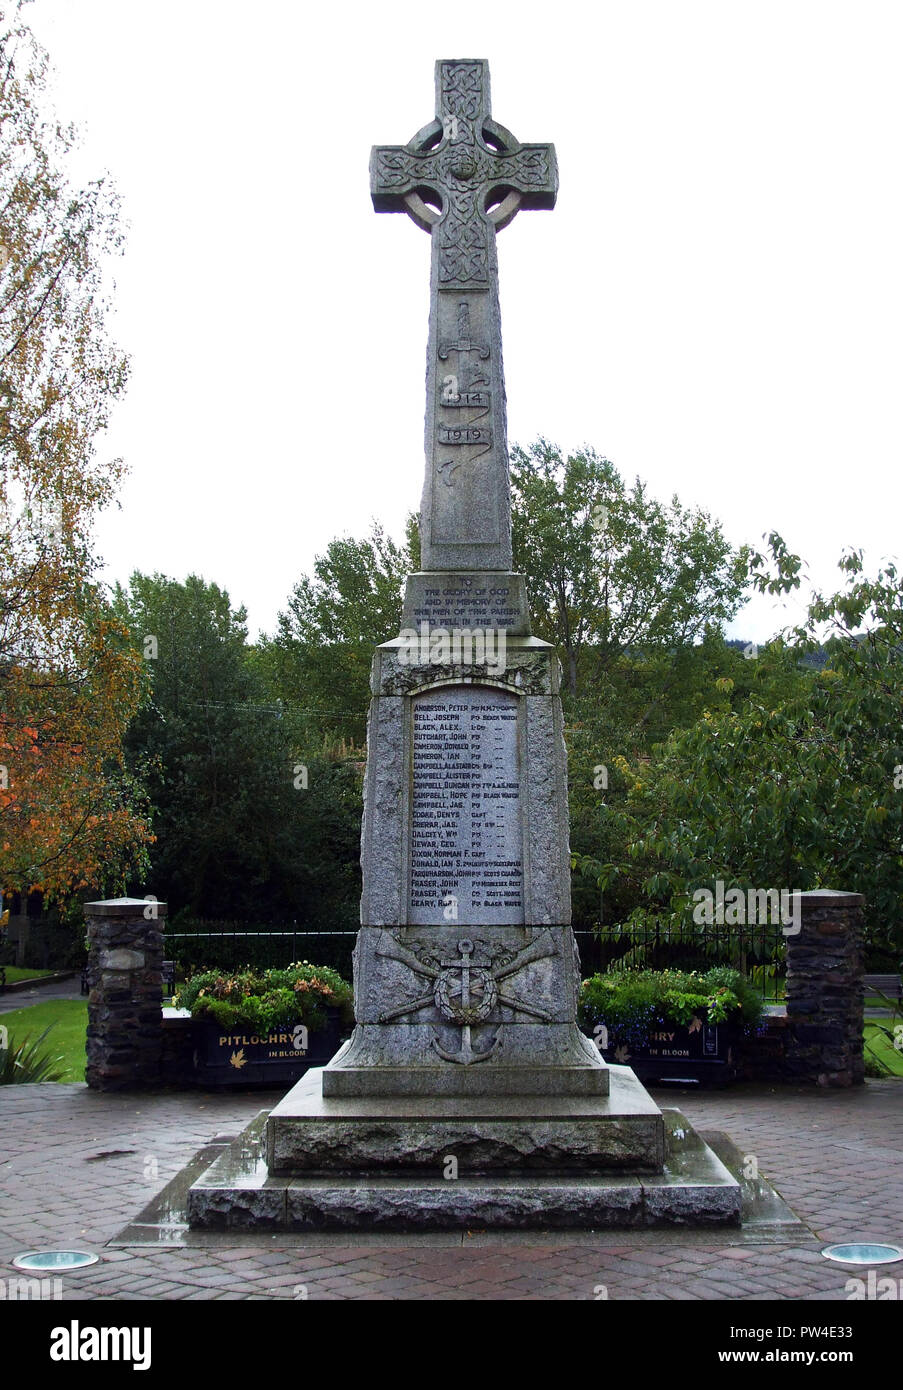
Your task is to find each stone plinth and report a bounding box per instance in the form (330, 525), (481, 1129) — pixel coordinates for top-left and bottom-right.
(85, 897), (166, 1091)
(269, 1065), (661, 1173)
(187, 1069), (740, 1232)
(784, 889), (865, 1087)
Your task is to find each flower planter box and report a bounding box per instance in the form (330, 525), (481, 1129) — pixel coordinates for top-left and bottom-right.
(600, 1018), (739, 1088)
(193, 1008), (345, 1087)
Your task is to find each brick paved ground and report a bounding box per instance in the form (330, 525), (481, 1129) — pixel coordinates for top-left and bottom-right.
(0, 1079), (900, 1300)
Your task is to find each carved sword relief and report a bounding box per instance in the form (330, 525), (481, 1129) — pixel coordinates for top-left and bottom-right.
(436, 300), (492, 488)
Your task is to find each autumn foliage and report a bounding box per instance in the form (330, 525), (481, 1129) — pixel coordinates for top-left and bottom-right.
(0, 2), (151, 901)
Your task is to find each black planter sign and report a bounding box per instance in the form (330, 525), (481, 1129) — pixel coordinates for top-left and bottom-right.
(601, 1016), (737, 1087)
(194, 1010), (344, 1086)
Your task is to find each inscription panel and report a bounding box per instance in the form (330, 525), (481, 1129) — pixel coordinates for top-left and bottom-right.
(401, 572), (531, 636)
(409, 686), (523, 925)
(407, 582), (523, 630)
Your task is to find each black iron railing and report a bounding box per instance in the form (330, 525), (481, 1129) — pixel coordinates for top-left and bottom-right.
(164, 921), (357, 978)
(574, 921), (786, 999)
(165, 918), (785, 999)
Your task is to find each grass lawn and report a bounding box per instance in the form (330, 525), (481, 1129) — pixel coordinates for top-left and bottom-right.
(1, 1000), (87, 1082)
(1, 965), (57, 985)
(864, 1022), (903, 1077)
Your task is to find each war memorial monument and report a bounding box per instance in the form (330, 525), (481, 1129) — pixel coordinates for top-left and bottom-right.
(187, 59), (740, 1229)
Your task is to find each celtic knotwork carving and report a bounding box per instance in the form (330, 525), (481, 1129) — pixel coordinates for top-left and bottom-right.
(439, 189), (488, 284)
(374, 145), (549, 199)
(373, 148), (440, 189)
(440, 61), (484, 122)
(506, 147), (552, 187)
(439, 236), (488, 285)
(439, 147), (482, 185)
(372, 65), (556, 289)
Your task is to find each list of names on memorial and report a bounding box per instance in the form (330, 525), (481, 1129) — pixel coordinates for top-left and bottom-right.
(410, 686), (524, 925)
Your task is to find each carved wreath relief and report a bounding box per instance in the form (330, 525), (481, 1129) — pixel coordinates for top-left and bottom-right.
(376, 931), (556, 1065)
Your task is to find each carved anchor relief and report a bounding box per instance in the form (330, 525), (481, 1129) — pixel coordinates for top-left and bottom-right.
(376, 931), (556, 1065)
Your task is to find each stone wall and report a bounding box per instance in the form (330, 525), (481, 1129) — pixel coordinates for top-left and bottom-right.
(783, 889), (865, 1087)
(85, 897), (166, 1091)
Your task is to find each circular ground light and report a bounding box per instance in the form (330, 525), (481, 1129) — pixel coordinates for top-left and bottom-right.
(821, 1243), (903, 1266)
(12, 1250), (99, 1271)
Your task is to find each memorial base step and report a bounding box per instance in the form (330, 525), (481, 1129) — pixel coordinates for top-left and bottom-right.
(186, 1092), (740, 1232)
(266, 1065), (661, 1174)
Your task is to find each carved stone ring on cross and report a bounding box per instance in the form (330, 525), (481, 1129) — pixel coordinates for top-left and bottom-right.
(371, 61), (557, 295)
(399, 120), (528, 235)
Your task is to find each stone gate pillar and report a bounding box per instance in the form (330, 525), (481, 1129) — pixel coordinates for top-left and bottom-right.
(784, 889), (865, 1087)
(85, 897), (167, 1091)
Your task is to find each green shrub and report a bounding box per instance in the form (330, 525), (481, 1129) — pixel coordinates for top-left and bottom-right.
(174, 961), (354, 1033)
(578, 966), (763, 1049)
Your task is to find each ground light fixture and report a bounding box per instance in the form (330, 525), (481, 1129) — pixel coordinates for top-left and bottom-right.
(820, 1243), (903, 1265)
(12, 1250), (99, 1270)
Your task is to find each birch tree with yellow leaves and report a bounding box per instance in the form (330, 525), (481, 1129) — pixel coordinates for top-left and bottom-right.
(0, 1), (151, 903)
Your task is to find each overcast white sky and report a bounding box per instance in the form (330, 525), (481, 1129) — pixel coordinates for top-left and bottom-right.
(25, 0), (903, 643)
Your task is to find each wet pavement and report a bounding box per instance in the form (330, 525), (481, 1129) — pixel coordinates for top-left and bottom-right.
(1, 1077), (901, 1299)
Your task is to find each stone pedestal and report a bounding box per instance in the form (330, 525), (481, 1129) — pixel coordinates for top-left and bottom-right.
(785, 889), (865, 1087)
(85, 897), (166, 1091)
(268, 1065), (661, 1174)
(320, 626), (607, 1107)
(246, 603), (661, 1228)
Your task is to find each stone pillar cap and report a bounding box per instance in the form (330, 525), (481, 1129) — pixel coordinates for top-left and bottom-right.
(797, 889), (864, 907)
(84, 897), (168, 917)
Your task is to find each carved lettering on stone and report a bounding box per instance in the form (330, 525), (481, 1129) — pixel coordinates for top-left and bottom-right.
(409, 686), (523, 926)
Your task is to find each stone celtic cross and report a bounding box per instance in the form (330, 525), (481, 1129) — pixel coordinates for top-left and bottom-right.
(185, 59), (749, 1237)
(371, 59), (557, 572)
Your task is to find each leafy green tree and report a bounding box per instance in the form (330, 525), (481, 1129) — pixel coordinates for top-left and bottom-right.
(510, 440), (750, 695)
(113, 573), (362, 927)
(585, 553), (903, 954)
(257, 518), (418, 747)
(0, 1), (148, 903)
(564, 630), (780, 930)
